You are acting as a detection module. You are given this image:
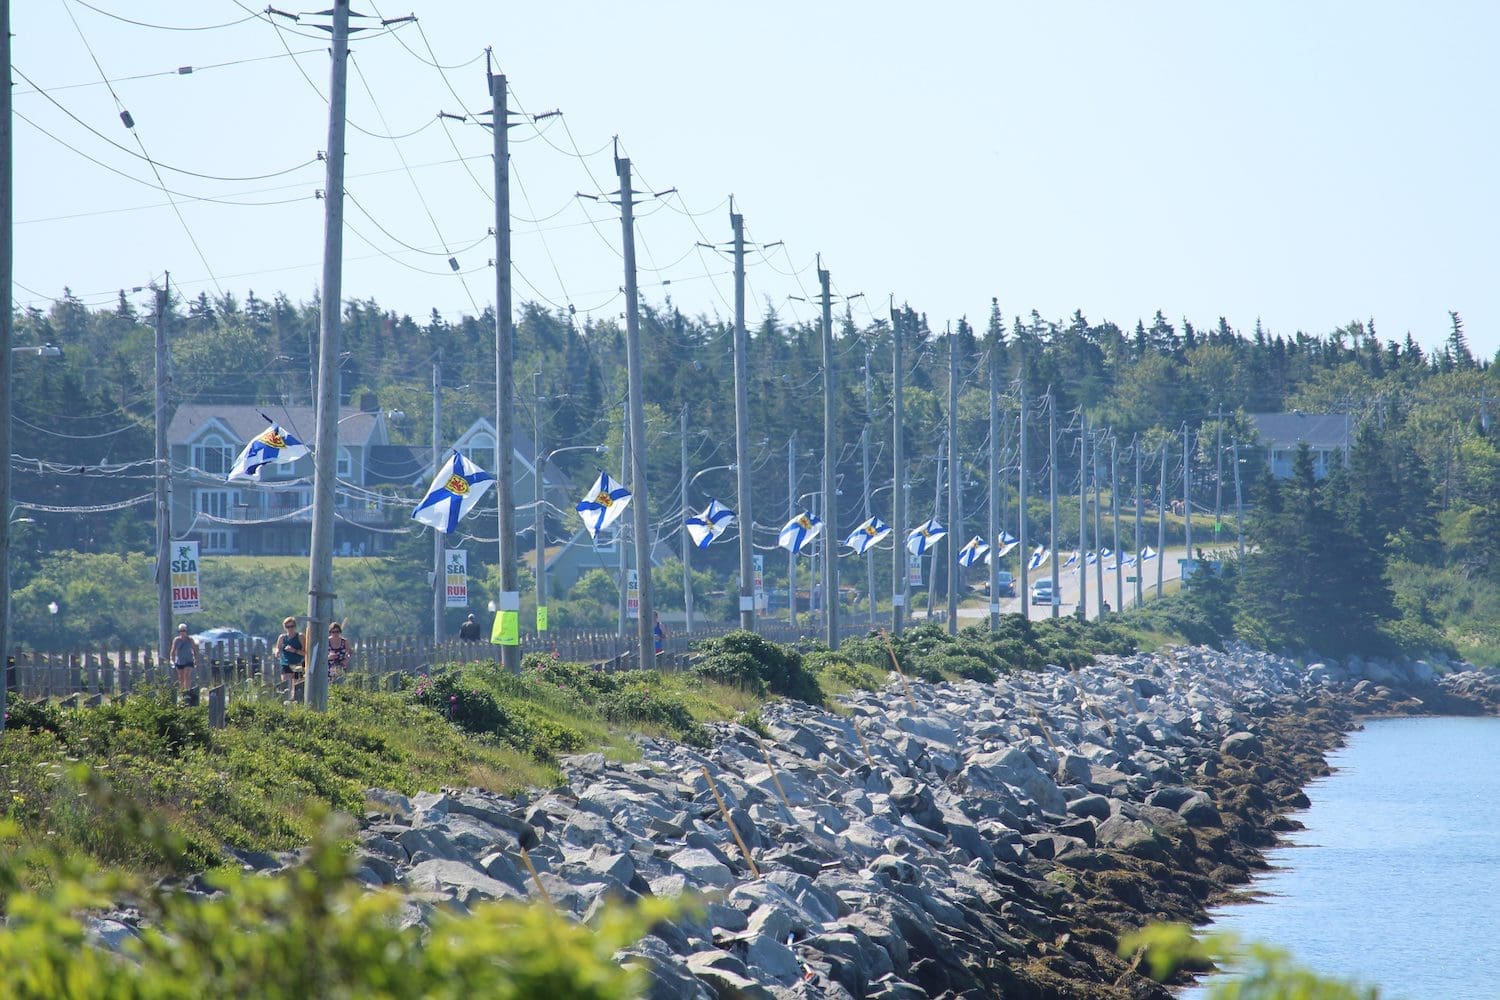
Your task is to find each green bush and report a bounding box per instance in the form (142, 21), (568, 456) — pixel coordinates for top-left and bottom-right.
(691, 631), (823, 703)
(803, 649), (885, 692)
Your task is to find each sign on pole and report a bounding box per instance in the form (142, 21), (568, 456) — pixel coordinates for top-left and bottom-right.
(907, 552), (923, 588)
(444, 549), (468, 608)
(171, 541), (202, 614)
(626, 569), (640, 619)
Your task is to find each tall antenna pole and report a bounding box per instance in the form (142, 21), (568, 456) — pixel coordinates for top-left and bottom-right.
(818, 260), (838, 648)
(946, 325), (959, 634)
(890, 301), (906, 633)
(304, 0), (350, 711)
(616, 154), (654, 669)
(730, 208), (755, 631)
(987, 343), (1000, 629)
(154, 279), (172, 667)
(490, 63), (520, 673)
(1048, 391), (1060, 618)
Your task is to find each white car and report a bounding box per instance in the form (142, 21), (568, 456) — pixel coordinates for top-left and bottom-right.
(1030, 580), (1058, 606)
(191, 626), (253, 648)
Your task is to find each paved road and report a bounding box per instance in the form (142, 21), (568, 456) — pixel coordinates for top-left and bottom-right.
(930, 546), (1189, 623)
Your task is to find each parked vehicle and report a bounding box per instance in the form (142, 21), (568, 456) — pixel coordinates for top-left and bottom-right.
(1030, 580), (1057, 606)
(996, 571), (1016, 597)
(191, 626), (254, 648)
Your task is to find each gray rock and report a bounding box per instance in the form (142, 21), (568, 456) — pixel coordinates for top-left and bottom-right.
(962, 747), (1067, 815)
(1095, 816), (1170, 862)
(742, 932), (802, 984)
(671, 847), (735, 888)
(1065, 793), (1111, 820)
(686, 951), (777, 999)
(1220, 731), (1261, 758)
(402, 859), (525, 905)
(396, 826), (464, 863)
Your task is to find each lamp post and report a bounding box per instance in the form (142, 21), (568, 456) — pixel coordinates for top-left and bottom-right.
(47, 600), (58, 654)
(533, 444), (604, 640)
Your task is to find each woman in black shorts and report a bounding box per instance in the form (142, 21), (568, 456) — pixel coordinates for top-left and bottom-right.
(275, 616), (305, 691)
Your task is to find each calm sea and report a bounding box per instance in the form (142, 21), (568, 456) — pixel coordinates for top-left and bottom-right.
(1181, 715), (1500, 999)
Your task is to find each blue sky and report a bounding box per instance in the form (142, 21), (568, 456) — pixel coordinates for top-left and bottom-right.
(13, 2), (1498, 359)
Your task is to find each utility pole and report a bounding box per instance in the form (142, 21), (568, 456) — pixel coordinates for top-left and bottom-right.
(787, 431), (798, 628)
(1077, 414), (1088, 621)
(987, 343), (1000, 629)
(617, 402), (629, 639)
(861, 356), (875, 627)
(946, 325), (959, 634)
(1232, 438), (1245, 560)
(890, 302), (906, 634)
(1018, 384), (1029, 621)
(533, 374), (547, 638)
(489, 61), (520, 674)
(1093, 427), (1104, 615)
(1133, 437), (1143, 609)
(1214, 404), (1224, 550)
(730, 208), (754, 631)
(304, 0), (350, 711)
(616, 154), (654, 670)
(1183, 424), (1193, 574)
(1156, 441), (1168, 598)
(432, 353), (443, 644)
(680, 407), (693, 633)
(0, 0), (10, 731)
(927, 435), (945, 622)
(154, 279), (172, 667)
(1111, 436), (1122, 614)
(1048, 391), (1059, 618)
(818, 260), (838, 648)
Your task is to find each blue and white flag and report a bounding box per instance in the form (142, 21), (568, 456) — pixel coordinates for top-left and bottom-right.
(957, 535), (989, 567)
(577, 472), (632, 539)
(906, 518), (947, 556)
(412, 450), (496, 534)
(994, 531), (1019, 559)
(685, 499), (735, 549)
(778, 511), (822, 554)
(1139, 546), (1157, 561)
(1063, 550), (1080, 569)
(226, 422), (309, 481)
(1027, 545), (1050, 570)
(845, 516), (891, 555)
(1120, 551), (1137, 568)
(1085, 550), (1099, 566)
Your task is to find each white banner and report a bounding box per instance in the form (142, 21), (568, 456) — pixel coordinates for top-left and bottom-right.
(170, 540), (202, 614)
(445, 549), (468, 608)
(907, 552), (923, 588)
(627, 569), (640, 619)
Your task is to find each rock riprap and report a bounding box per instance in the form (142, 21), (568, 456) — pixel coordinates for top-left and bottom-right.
(343, 645), (1499, 999)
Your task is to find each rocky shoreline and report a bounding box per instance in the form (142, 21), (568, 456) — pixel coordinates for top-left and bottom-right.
(102, 644), (1500, 998)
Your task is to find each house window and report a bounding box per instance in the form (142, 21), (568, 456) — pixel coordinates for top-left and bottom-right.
(467, 432), (495, 473)
(337, 447), (353, 478)
(200, 530), (232, 554)
(194, 434), (235, 476)
(195, 489), (238, 519)
(593, 528), (618, 555)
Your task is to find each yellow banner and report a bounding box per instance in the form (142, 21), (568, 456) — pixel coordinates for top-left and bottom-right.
(491, 610), (519, 646)
(536, 606), (549, 632)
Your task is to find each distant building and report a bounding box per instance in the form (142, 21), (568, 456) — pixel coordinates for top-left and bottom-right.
(1248, 412), (1353, 480)
(168, 405), (575, 557)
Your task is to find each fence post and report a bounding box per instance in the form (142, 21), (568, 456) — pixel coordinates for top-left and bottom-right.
(207, 685), (227, 729)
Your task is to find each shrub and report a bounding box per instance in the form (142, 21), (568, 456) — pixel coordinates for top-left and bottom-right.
(691, 631), (823, 703)
(803, 649), (885, 692)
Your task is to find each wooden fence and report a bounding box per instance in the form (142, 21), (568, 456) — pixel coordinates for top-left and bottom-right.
(3, 616), (863, 703)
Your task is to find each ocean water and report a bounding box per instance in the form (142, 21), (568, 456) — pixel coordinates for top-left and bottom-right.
(1181, 715), (1500, 999)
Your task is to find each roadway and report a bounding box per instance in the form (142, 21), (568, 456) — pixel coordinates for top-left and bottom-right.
(936, 546), (1189, 623)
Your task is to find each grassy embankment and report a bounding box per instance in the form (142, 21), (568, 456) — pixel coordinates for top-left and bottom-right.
(0, 619), (1140, 880)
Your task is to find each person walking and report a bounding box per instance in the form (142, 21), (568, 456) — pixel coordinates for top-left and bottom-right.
(458, 613), (481, 642)
(274, 616), (306, 694)
(653, 612), (667, 660)
(170, 623), (198, 693)
(326, 621), (351, 678)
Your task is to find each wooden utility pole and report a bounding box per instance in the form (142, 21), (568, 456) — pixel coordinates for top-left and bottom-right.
(1134, 437), (1143, 608)
(617, 402), (629, 638)
(1112, 436), (1122, 614)
(730, 208), (755, 631)
(0, 0), (10, 732)
(616, 155), (654, 670)
(890, 303), (906, 633)
(818, 261), (838, 648)
(787, 431), (797, 628)
(1077, 414), (1088, 621)
(305, 0), (350, 711)
(533, 374), (547, 633)
(155, 281), (172, 664)
(1094, 427), (1105, 615)
(1183, 424), (1193, 567)
(1156, 441), (1168, 597)
(490, 64), (520, 673)
(680, 407), (693, 633)
(987, 344), (1000, 629)
(1233, 439), (1245, 560)
(946, 326), (959, 634)
(1048, 391), (1059, 618)
(861, 362), (875, 628)
(926, 435), (945, 622)
(432, 354), (443, 643)
(1018, 384), (1029, 621)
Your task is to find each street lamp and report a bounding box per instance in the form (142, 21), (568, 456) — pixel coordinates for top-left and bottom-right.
(47, 601), (58, 654)
(534, 444), (605, 637)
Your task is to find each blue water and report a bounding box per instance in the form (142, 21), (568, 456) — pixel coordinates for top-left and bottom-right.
(1182, 715), (1500, 999)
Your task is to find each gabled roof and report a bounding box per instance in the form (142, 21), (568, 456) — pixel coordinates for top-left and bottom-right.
(1249, 412), (1353, 451)
(167, 404), (382, 447)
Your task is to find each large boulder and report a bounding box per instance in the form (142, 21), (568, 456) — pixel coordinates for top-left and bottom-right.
(961, 748), (1068, 816)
